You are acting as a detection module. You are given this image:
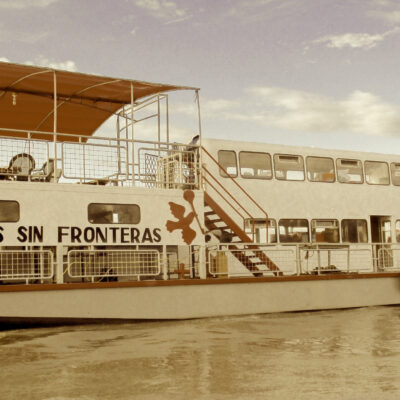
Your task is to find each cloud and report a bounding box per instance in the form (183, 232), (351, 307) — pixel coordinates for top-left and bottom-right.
(0, 57), (10, 62)
(314, 28), (399, 50)
(134, 0), (191, 23)
(178, 87), (400, 138)
(25, 57), (78, 72)
(0, 0), (59, 9)
(370, 10), (400, 24)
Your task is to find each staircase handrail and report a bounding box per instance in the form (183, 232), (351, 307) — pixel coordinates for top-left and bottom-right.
(201, 146), (269, 242)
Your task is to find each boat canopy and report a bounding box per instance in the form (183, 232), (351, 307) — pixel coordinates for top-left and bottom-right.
(0, 61), (197, 141)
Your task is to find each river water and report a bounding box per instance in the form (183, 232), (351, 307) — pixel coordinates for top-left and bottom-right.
(0, 306), (399, 400)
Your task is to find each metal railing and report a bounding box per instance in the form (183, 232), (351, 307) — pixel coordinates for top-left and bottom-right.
(138, 146), (199, 189)
(0, 129), (199, 188)
(207, 244), (296, 277)
(0, 250), (54, 283)
(299, 244), (374, 274)
(67, 249), (161, 282)
(206, 243), (400, 277)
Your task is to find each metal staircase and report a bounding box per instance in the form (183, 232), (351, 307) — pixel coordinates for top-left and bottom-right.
(201, 147), (281, 276)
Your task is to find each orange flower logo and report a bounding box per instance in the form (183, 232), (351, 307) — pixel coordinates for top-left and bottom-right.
(166, 190), (197, 245)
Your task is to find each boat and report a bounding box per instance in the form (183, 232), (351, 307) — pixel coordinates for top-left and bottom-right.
(0, 61), (399, 326)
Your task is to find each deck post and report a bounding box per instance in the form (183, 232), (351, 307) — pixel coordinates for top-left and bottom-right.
(162, 245), (168, 280)
(56, 245), (64, 284)
(198, 245), (207, 279)
(53, 70), (57, 171)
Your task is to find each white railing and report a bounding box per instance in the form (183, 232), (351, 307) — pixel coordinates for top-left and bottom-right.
(207, 244), (296, 277)
(0, 250), (54, 283)
(206, 243), (400, 277)
(138, 146), (199, 189)
(62, 141), (126, 181)
(299, 245), (374, 274)
(0, 130), (199, 188)
(67, 249), (161, 281)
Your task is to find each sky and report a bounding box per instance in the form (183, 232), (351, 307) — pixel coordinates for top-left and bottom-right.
(2, 0), (400, 154)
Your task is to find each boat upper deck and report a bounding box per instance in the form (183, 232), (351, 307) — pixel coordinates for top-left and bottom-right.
(0, 61), (202, 189)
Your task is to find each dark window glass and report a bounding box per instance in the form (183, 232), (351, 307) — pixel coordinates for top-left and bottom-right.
(390, 163), (400, 186)
(279, 219), (309, 242)
(245, 218), (277, 243)
(0, 200), (19, 222)
(336, 159), (363, 184)
(307, 157), (335, 182)
(365, 161), (389, 185)
(311, 219), (339, 243)
(218, 150), (237, 177)
(341, 219), (368, 243)
(274, 154), (305, 181)
(239, 152), (272, 179)
(88, 203), (140, 224)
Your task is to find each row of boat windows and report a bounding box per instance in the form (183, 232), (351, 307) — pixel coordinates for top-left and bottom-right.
(0, 201), (141, 224)
(218, 150), (400, 185)
(246, 218), (397, 243)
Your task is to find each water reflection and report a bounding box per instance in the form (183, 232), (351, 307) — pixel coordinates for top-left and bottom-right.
(0, 306), (399, 400)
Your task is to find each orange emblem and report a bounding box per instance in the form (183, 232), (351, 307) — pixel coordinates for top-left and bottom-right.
(166, 190), (197, 245)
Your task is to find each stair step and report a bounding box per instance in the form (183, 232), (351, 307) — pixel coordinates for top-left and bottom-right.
(204, 211), (216, 216)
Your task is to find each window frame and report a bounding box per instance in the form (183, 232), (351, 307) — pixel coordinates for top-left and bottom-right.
(395, 220), (400, 243)
(390, 162), (400, 186)
(306, 156), (336, 183)
(341, 219), (368, 243)
(311, 219), (340, 243)
(278, 218), (309, 243)
(218, 150), (238, 178)
(336, 158), (364, 184)
(0, 200), (20, 223)
(364, 160), (390, 186)
(239, 151), (273, 180)
(88, 203), (141, 225)
(273, 154), (305, 181)
(245, 218), (277, 243)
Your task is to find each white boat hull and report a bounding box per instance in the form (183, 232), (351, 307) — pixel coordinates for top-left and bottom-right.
(0, 274), (399, 323)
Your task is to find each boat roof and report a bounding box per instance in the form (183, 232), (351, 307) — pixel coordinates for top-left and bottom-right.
(0, 61), (197, 141)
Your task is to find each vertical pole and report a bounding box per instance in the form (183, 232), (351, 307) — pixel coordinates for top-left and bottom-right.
(166, 94), (169, 144)
(198, 245), (207, 279)
(157, 95), (161, 160)
(130, 82), (135, 184)
(196, 90), (203, 190)
(56, 245), (64, 283)
(162, 245), (168, 280)
(53, 71), (57, 176)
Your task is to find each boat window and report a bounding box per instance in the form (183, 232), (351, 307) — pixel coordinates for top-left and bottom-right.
(396, 220), (400, 242)
(0, 200), (19, 222)
(390, 163), (400, 186)
(245, 218), (277, 243)
(239, 152), (272, 179)
(218, 150), (237, 178)
(274, 154), (305, 181)
(364, 161), (389, 185)
(336, 159), (363, 184)
(306, 157), (335, 182)
(341, 219), (368, 243)
(278, 219), (309, 243)
(88, 203), (141, 224)
(311, 219), (339, 243)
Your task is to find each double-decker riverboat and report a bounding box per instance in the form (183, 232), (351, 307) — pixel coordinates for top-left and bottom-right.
(0, 61), (399, 325)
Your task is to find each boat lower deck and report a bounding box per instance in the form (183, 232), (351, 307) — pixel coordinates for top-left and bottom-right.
(0, 272), (399, 322)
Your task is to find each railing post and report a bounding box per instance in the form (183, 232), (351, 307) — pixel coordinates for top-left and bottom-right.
(347, 246), (350, 272)
(198, 245), (207, 279)
(162, 245), (168, 280)
(56, 245), (64, 283)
